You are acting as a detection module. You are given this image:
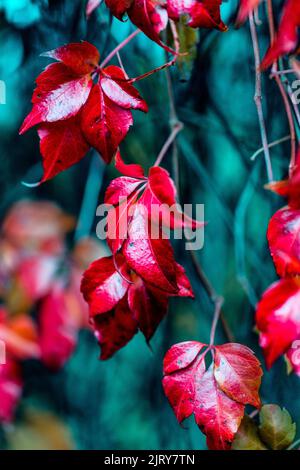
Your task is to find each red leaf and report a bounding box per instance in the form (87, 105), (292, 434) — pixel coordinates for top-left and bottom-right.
(163, 341), (262, 449)
(42, 42), (100, 75)
(267, 207), (300, 277)
(261, 0), (300, 69)
(175, 263), (194, 298)
(256, 278), (300, 368)
(92, 296), (138, 360)
(167, 0), (227, 31)
(0, 359), (23, 423)
(214, 343), (262, 408)
(115, 151), (145, 178)
(81, 83), (133, 163)
(39, 287), (79, 370)
(128, 276), (169, 340)
(127, 0), (169, 45)
(38, 117), (89, 183)
(122, 204), (179, 293)
(235, 0), (261, 26)
(266, 150), (300, 209)
(194, 366), (244, 450)
(81, 255), (130, 315)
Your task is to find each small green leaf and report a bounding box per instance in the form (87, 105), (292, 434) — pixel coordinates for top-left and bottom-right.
(259, 404), (296, 450)
(232, 415), (267, 450)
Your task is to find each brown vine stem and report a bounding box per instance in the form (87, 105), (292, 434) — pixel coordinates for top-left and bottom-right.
(266, 0), (297, 175)
(154, 122), (183, 167)
(100, 29), (141, 68)
(190, 252), (235, 344)
(249, 12), (273, 182)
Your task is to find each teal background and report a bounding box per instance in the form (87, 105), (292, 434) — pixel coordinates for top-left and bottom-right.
(0, 0), (299, 450)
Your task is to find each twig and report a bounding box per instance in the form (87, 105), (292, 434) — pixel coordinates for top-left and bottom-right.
(250, 135), (291, 161)
(100, 29), (141, 68)
(249, 12), (273, 182)
(154, 122), (183, 167)
(190, 251), (235, 343)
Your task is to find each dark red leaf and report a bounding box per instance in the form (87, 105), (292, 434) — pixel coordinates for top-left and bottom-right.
(104, 0), (133, 19)
(42, 41), (100, 75)
(81, 83), (134, 163)
(92, 296), (138, 359)
(128, 276), (169, 340)
(38, 116), (89, 183)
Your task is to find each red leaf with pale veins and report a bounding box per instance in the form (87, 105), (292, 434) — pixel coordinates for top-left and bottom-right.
(261, 0), (300, 69)
(92, 296), (138, 360)
(163, 341), (262, 449)
(128, 0), (169, 46)
(167, 0), (227, 31)
(104, 176), (145, 206)
(20, 64), (93, 133)
(0, 359), (23, 423)
(38, 116), (89, 183)
(42, 41), (100, 75)
(267, 207), (300, 277)
(256, 278), (300, 368)
(163, 342), (207, 423)
(101, 66), (148, 112)
(81, 255), (130, 315)
(81, 83), (133, 163)
(214, 343), (262, 408)
(128, 276), (169, 340)
(122, 205), (178, 293)
(235, 0), (262, 26)
(194, 366), (244, 450)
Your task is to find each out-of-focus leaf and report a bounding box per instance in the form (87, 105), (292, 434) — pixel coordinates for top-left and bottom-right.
(6, 409), (75, 450)
(259, 404), (296, 450)
(232, 415), (267, 450)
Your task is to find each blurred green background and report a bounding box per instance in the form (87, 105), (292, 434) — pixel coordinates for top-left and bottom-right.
(0, 0), (299, 450)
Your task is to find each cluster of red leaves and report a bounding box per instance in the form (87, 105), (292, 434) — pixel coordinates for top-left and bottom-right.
(81, 154), (201, 359)
(0, 200), (102, 422)
(255, 150), (300, 373)
(162, 341), (262, 450)
(86, 1), (227, 49)
(20, 42), (148, 183)
(236, 0), (300, 68)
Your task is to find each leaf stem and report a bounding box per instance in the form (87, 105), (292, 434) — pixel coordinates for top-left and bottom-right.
(100, 29), (141, 68)
(154, 122), (184, 167)
(190, 251), (234, 344)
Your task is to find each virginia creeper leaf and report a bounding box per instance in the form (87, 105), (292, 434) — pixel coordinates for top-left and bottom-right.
(259, 404), (296, 450)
